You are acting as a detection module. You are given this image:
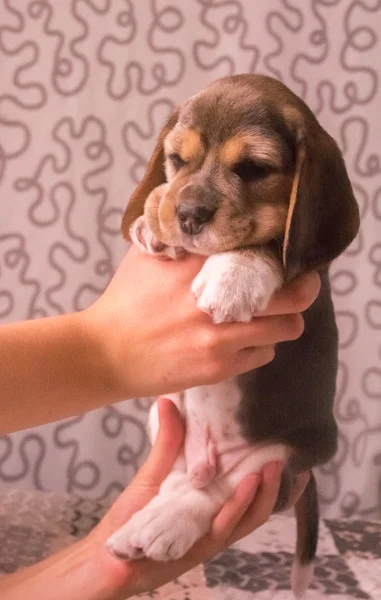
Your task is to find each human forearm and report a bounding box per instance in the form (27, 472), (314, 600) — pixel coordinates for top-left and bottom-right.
(0, 312), (114, 434)
(0, 538), (126, 600)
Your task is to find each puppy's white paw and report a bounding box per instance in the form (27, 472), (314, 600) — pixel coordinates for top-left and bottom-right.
(106, 502), (207, 562)
(129, 216), (185, 260)
(191, 252), (283, 324)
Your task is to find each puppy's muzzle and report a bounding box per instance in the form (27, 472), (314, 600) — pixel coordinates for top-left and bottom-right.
(177, 203), (216, 235)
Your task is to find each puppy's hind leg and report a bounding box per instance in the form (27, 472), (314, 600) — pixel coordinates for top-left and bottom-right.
(105, 466), (221, 562)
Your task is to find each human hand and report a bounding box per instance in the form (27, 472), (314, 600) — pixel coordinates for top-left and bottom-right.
(85, 245), (321, 400)
(0, 398), (308, 600)
(82, 398), (310, 599)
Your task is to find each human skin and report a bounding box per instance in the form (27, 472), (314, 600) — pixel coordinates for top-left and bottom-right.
(0, 399), (310, 600)
(0, 245), (320, 434)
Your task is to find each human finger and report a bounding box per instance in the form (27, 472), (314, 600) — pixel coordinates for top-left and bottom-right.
(131, 398), (184, 488)
(100, 398), (184, 535)
(220, 312), (305, 351)
(226, 345), (276, 377)
(226, 461), (284, 545)
(259, 271), (321, 317)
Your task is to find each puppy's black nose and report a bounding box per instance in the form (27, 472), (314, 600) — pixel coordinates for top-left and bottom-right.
(177, 204), (216, 235)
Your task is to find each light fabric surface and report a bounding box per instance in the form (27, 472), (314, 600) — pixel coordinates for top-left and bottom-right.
(0, 487), (209, 599)
(0, 0), (380, 518)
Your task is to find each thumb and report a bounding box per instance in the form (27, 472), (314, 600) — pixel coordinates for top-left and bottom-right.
(95, 398), (184, 537)
(134, 397), (185, 487)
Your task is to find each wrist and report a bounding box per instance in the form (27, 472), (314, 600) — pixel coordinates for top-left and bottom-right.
(78, 308), (119, 405)
(0, 311), (126, 434)
(81, 305), (134, 404)
(0, 538), (125, 600)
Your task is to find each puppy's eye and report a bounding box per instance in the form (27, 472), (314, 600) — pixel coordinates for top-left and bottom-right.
(169, 153), (187, 170)
(233, 159), (270, 181)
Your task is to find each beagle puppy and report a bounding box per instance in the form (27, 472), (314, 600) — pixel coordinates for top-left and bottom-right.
(107, 74), (360, 598)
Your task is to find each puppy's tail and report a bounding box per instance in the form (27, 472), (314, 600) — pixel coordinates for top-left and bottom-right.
(291, 471), (318, 599)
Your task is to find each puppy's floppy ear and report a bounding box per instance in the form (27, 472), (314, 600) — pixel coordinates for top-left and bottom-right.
(282, 121), (360, 281)
(121, 108), (179, 240)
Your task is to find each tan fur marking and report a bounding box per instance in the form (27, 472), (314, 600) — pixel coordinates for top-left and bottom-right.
(282, 147), (306, 267)
(254, 203), (288, 241)
(165, 127), (203, 163)
(159, 195), (176, 230)
(164, 125), (183, 156)
(181, 129), (203, 162)
(283, 106), (305, 138)
(220, 137), (246, 166)
(220, 133), (282, 168)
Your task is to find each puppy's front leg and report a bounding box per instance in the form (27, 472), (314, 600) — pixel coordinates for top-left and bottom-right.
(192, 249), (284, 323)
(130, 216), (185, 260)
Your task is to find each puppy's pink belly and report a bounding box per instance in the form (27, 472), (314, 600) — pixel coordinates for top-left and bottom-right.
(217, 443), (254, 474)
(186, 429), (252, 488)
(183, 381), (257, 488)
(185, 426), (216, 488)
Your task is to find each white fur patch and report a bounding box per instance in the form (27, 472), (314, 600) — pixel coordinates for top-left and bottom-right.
(291, 560), (315, 599)
(191, 251), (284, 323)
(106, 489), (213, 561)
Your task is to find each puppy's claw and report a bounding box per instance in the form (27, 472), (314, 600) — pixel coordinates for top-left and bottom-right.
(129, 216), (185, 260)
(105, 502), (207, 562)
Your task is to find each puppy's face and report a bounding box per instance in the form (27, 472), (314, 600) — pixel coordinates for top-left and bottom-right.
(144, 77), (298, 255)
(124, 74), (359, 276)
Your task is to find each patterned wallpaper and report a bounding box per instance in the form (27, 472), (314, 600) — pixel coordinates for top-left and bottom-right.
(0, 0), (380, 519)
